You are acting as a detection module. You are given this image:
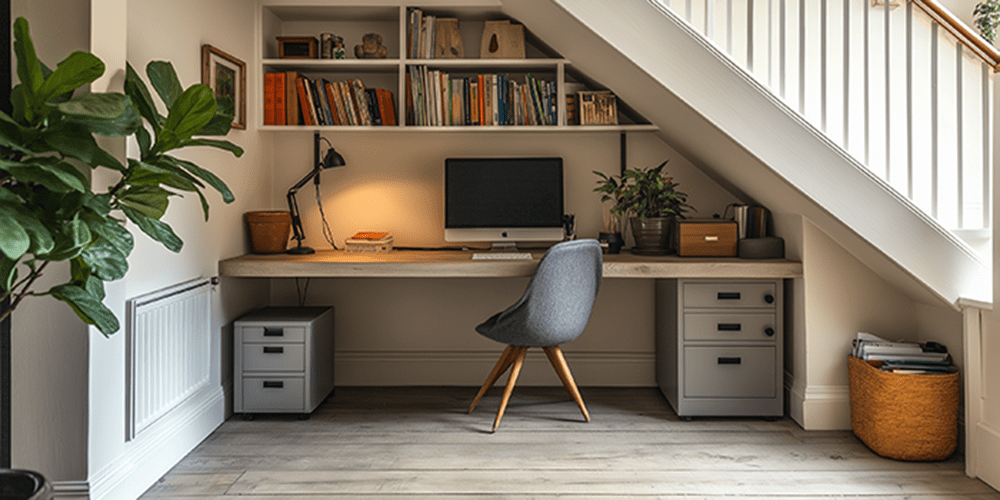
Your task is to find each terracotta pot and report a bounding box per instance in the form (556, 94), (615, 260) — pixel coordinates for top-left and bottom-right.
(245, 211), (292, 254)
(630, 216), (676, 255)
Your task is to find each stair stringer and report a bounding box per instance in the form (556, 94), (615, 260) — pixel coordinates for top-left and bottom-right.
(502, 0), (989, 307)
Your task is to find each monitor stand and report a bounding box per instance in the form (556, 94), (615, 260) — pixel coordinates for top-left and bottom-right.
(488, 242), (520, 252)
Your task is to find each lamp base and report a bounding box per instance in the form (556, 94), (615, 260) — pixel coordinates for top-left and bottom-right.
(286, 244), (316, 255)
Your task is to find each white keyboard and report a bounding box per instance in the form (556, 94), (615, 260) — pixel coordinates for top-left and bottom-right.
(471, 252), (534, 260)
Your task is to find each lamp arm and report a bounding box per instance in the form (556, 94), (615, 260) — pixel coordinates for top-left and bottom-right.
(286, 168), (319, 244)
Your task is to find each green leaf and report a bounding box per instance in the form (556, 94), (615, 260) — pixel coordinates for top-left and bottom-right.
(58, 92), (131, 120)
(66, 98), (143, 137)
(83, 212), (134, 257)
(195, 95), (235, 136)
(180, 138), (244, 157)
(37, 218), (92, 261)
(165, 156), (235, 203)
(121, 205), (183, 252)
(0, 159), (87, 193)
(125, 63), (162, 135)
(83, 192), (113, 217)
(136, 125), (152, 157)
(13, 17), (44, 118)
(84, 274), (106, 301)
(0, 257), (18, 293)
(37, 51), (104, 104)
(147, 61), (183, 109)
(160, 84), (216, 146)
(0, 210), (30, 259)
(8, 209), (55, 255)
(118, 185), (173, 219)
(10, 86), (28, 124)
(0, 112), (31, 154)
(40, 123), (125, 171)
(49, 283), (120, 336)
(81, 238), (128, 280)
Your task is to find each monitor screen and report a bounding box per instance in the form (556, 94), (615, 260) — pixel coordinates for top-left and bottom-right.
(445, 157), (564, 246)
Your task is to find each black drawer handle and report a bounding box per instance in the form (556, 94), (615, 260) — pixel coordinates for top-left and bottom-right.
(717, 292), (741, 300)
(718, 357), (742, 365)
(263, 328), (284, 337)
(765, 327), (776, 337)
(262, 381), (284, 389)
(717, 323), (742, 331)
(263, 346), (284, 354)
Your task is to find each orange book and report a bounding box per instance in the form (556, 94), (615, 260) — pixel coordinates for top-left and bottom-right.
(324, 81), (342, 125)
(477, 75), (485, 126)
(295, 77), (314, 126)
(376, 89), (396, 126)
(274, 72), (286, 126)
(263, 73), (276, 125)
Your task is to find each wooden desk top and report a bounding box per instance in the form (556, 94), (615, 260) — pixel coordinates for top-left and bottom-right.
(219, 250), (803, 279)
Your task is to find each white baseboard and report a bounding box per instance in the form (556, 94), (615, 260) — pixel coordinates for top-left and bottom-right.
(335, 350), (656, 387)
(89, 384), (225, 500)
(787, 373), (851, 430)
(50, 480), (89, 499)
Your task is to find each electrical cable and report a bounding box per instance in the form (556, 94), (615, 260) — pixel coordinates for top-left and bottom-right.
(315, 168), (340, 251)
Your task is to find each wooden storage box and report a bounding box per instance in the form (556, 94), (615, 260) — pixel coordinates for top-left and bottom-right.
(676, 219), (737, 257)
(848, 355), (959, 461)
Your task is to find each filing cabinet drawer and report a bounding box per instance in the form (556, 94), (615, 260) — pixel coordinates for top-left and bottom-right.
(241, 325), (305, 343)
(683, 346), (776, 399)
(683, 282), (777, 309)
(242, 377), (305, 412)
(242, 344), (305, 372)
(683, 313), (777, 342)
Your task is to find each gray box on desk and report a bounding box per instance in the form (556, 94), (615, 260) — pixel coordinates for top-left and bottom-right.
(234, 306), (335, 416)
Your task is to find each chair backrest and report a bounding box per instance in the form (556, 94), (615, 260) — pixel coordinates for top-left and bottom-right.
(484, 239), (603, 347)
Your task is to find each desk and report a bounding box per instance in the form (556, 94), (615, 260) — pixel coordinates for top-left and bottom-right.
(218, 250), (803, 279)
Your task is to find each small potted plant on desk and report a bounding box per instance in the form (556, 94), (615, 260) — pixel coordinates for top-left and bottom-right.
(593, 160), (694, 255)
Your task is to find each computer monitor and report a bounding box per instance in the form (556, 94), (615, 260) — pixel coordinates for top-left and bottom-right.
(445, 157), (565, 250)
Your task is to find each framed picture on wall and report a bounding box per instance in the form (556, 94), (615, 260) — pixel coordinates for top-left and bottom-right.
(201, 44), (246, 130)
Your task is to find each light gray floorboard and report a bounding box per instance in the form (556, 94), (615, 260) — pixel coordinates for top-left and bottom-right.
(139, 387), (1000, 498)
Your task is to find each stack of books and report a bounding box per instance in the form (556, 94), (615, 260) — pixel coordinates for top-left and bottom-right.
(851, 332), (955, 374)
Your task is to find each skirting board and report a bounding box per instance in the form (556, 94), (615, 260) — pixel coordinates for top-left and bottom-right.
(787, 373), (851, 431)
(49, 480), (89, 499)
(335, 350), (656, 387)
(89, 385), (224, 500)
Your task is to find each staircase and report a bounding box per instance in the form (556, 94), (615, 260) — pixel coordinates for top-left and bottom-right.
(504, 0), (991, 306)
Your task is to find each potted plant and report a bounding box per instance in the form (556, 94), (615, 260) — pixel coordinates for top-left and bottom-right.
(593, 160), (693, 255)
(0, 17), (240, 335)
(975, 0), (1000, 44)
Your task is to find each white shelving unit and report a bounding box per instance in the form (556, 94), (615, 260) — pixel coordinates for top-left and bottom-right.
(256, 1), (657, 132)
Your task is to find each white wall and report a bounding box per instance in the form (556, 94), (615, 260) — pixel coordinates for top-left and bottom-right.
(9, 0), (92, 485)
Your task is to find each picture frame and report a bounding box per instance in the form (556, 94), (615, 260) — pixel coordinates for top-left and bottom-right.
(201, 44), (246, 130)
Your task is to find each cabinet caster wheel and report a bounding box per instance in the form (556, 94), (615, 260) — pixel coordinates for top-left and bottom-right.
(298, 413), (310, 420)
(242, 414), (255, 421)
(680, 416), (693, 422)
(764, 416), (780, 422)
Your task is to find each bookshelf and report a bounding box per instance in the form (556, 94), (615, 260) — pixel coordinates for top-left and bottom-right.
(256, 1), (657, 132)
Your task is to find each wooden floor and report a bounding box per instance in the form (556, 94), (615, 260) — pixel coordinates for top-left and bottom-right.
(140, 387), (1000, 499)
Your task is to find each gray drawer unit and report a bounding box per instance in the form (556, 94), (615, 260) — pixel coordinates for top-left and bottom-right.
(656, 279), (783, 419)
(234, 307), (334, 417)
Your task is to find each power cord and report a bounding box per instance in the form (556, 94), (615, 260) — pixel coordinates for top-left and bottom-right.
(315, 179), (340, 250)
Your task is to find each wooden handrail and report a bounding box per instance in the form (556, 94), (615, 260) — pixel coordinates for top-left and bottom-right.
(909, 0), (1000, 71)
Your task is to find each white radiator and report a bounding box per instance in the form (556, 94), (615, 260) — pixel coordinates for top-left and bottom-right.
(125, 278), (212, 440)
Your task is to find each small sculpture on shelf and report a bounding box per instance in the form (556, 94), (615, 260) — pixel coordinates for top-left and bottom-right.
(355, 33), (387, 59)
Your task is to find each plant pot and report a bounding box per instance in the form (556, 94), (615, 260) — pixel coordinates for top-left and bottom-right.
(630, 216), (676, 255)
(598, 231), (624, 254)
(245, 211), (292, 254)
(0, 469), (52, 500)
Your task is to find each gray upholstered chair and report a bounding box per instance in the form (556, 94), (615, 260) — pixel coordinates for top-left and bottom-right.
(467, 239), (603, 431)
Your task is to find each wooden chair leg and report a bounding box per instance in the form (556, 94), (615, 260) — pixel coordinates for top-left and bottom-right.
(493, 346), (528, 432)
(468, 345), (516, 413)
(543, 345), (590, 422)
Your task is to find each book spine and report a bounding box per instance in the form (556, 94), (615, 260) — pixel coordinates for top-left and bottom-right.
(295, 77), (314, 126)
(365, 88), (381, 126)
(324, 82), (341, 126)
(274, 73), (286, 126)
(285, 71), (299, 125)
(264, 73), (276, 126)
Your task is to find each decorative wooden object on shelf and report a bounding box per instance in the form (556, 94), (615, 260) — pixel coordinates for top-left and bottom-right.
(434, 18), (464, 59)
(480, 20), (525, 59)
(278, 36), (318, 59)
(578, 90), (618, 125)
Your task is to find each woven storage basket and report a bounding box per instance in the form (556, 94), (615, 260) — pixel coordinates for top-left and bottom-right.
(848, 355), (959, 461)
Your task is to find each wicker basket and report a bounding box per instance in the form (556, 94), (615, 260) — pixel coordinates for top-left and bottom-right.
(245, 211), (291, 254)
(847, 355), (959, 461)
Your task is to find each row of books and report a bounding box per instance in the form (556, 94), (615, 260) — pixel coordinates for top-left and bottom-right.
(406, 67), (557, 127)
(263, 72), (396, 127)
(851, 332), (954, 374)
(406, 8), (452, 59)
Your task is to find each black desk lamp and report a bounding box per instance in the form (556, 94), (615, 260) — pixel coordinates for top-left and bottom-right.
(286, 132), (346, 254)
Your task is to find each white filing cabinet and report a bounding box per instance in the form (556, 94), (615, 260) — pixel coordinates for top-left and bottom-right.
(656, 279), (783, 419)
(234, 307), (334, 417)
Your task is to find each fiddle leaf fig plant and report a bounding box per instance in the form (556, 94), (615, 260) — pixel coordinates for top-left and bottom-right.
(0, 17), (242, 335)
